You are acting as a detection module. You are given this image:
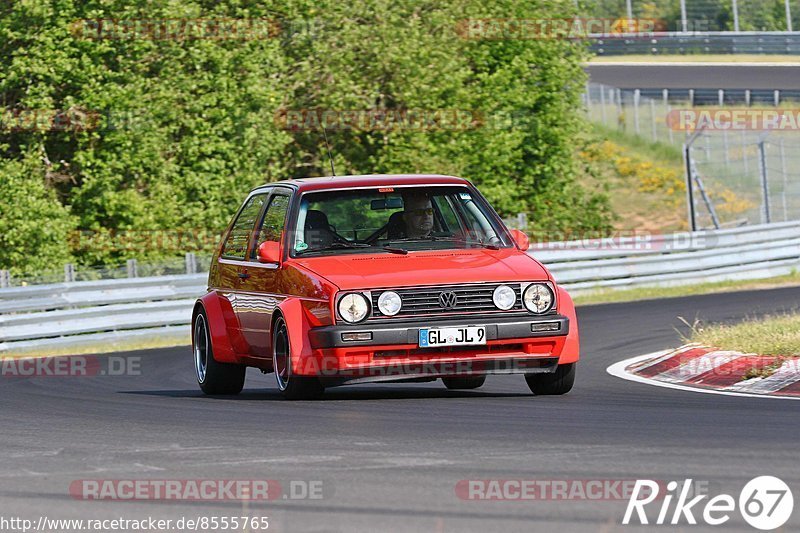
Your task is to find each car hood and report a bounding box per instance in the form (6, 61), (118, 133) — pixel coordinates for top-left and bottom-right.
(293, 248), (550, 291)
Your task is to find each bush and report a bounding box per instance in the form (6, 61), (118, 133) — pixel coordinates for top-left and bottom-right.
(0, 151), (76, 274)
(0, 0), (613, 272)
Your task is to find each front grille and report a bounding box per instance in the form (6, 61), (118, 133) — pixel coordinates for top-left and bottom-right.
(369, 283), (535, 321)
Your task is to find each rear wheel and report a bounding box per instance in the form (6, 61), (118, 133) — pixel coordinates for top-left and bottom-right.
(193, 310), (246, 395)
(525, 363), (575, 395)
(273, 316), (324, 400)
(442, 376), (486, 390)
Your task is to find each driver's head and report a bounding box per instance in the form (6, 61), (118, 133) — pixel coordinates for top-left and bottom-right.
(402, 191), (434, 238)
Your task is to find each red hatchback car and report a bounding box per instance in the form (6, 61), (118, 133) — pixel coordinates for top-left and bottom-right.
(192, 174), (579, 399)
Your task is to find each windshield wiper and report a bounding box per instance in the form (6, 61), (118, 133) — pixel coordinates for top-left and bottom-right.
(434, 237), (500, 250)
(296, 241), (372, 255)
(389, 236), (500, 250)
(382, 246), (408, 255)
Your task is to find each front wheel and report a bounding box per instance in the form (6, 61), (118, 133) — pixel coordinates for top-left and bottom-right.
(272, 316), (324, 400)
(525, 363), (575, 395)
(194, 310), (246, 395)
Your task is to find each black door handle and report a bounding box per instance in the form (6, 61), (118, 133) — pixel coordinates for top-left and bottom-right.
(238, 272), (250, 279)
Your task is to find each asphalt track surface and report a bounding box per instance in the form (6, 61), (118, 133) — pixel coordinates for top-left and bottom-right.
(2, 287), (800, 532)
(584, 63), (800, 90)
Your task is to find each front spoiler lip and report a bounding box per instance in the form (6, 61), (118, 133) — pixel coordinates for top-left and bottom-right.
(308, 314), (569, 349)
(317, 355), (560, 387)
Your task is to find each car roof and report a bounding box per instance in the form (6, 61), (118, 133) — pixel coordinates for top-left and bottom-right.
(251, 174), (470, 193)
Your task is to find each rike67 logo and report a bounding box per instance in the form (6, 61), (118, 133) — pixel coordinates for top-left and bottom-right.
(623, 476), (793, 530)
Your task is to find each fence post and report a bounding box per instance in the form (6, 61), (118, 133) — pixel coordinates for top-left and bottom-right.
(185, 252), (197, 275)
(780, 136), (788, 221)
(599, 84), (607, 125)
(0, 270), (9, 288)
(680, 0), (688, 32)
(742, 130), (749, 175)
(633, 89), (641, 135)
(757, 134), (771, 224)
(722, 129), (730, 168)
(516, 213), (528, 231)
(585, 82), (592, 115)
(649, 99), (657, 141)
(127, 259), (138, 278)
(683, 129), (704, 231)
(691, 161), (721, 230)
(665, 89), (674, 145)
(64, 263), (75, 283)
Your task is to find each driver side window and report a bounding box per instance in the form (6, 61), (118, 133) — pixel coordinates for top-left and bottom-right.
(251, 194), (290, 260)
(221, 194), (267, 260)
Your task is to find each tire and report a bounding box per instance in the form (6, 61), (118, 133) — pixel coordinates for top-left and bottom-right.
(525, 363), (575, 395)
(442, 376), (486, 390)
(272, 316), (324, 400)
(193, 310), (246, 395)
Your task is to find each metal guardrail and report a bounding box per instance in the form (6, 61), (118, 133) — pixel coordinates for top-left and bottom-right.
(2, 222), (799, 355)
(0, 275), (205, 355)
(591, 32), (800, 55)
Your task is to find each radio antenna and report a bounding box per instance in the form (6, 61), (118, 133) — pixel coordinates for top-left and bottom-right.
(322, 127), (336, 176)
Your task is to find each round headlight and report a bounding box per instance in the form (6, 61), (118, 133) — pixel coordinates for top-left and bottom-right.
(493, 285), (517, 310)
(523, 283), (554, 314)
(377, 291), (402, 316)
(338, 293), (369, 323)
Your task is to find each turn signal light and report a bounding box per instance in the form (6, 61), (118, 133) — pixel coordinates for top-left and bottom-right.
(342, 332), (373, 342)
(531, 322), (560, 332)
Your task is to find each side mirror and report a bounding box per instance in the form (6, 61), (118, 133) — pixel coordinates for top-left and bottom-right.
(257, 241), (281, 264)
(509, 229), (529, 252)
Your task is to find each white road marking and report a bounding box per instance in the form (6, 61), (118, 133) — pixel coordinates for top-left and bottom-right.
(656, 351), (742, 383)
(607, 352), (800, 401)
(724, 360), (800, 394)
(626, 344), (697, 373)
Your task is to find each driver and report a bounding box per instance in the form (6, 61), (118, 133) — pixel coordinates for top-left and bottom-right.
(401, 191), (434, 239)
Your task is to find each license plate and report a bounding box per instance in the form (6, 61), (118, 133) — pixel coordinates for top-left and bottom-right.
(419, 326), (486, 347)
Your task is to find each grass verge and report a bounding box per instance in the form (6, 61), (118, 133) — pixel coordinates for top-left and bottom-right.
(687, 313), (800, 357)
(584, 124), (686, 233)
(573, 271), (800, 306)
(1, 333), (190, 359)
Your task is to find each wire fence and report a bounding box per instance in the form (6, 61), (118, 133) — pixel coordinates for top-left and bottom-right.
(586, 81), (800, 229)
(0, 253), (212, 288)
(582, 0), (797, 32)
(689, 130), (800, 229)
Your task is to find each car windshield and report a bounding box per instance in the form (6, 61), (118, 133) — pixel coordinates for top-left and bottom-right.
(291, 185), (511, 256)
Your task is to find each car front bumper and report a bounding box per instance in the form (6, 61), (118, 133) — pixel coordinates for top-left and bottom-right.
(309, 314), (569, 348)
(296, 314), (572, 384)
